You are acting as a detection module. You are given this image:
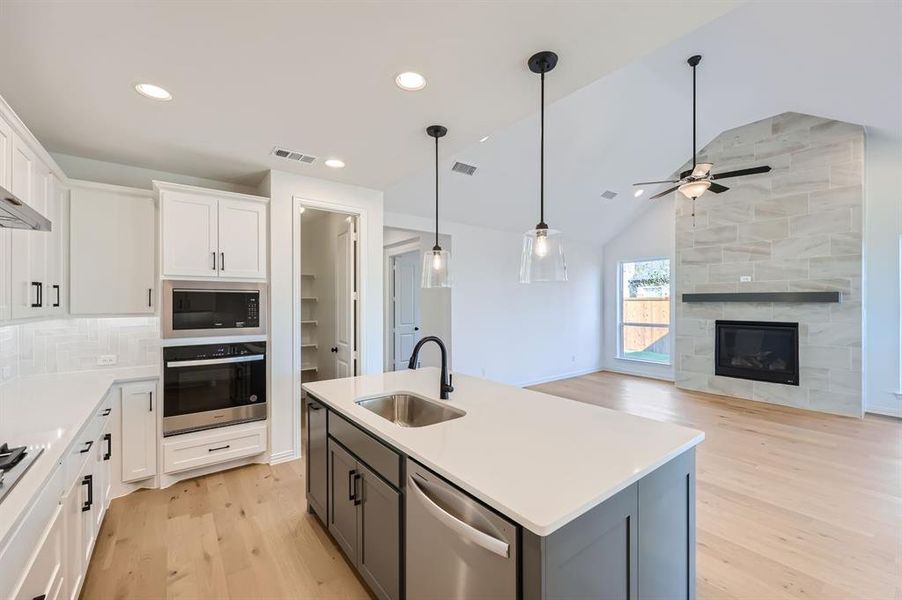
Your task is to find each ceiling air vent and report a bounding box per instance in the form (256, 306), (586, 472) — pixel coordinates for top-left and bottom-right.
(271, 147), (317, 164)
(600, 190), (618, 199)
(451, 161), (478, 176)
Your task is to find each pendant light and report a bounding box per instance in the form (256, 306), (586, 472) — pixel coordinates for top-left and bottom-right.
(520, 51), (567, 283)
(422, 125), (451, 288)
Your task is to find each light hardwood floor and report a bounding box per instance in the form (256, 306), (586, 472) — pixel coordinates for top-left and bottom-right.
(82, 371), (902, 599)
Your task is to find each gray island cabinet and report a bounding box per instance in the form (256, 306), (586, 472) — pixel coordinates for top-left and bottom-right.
(305, 387), (699, 600)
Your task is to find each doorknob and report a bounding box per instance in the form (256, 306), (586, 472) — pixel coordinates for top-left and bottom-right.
(414, 326), (419, 331)
(331, 347), (338, 353)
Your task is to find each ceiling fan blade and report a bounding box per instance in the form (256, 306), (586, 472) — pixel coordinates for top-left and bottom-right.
(708, 182), (729, 193)
(711, 165), (772, 180)
(634, 179), (679, 186)
(649, 186), (680, 200)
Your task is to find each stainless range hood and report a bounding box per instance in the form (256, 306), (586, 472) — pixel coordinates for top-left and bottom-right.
(0, 183), (51, 231)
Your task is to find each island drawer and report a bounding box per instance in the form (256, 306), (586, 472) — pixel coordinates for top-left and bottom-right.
(328, 412), (400, 488)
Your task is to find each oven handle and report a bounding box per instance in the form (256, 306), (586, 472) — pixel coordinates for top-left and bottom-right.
(166, 355), (265, 368)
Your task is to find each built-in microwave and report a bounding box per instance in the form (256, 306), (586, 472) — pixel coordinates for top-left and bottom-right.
(162, 280), (266, 338)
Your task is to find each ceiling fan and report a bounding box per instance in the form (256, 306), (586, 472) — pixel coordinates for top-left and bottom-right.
(635, 55), (771, 204)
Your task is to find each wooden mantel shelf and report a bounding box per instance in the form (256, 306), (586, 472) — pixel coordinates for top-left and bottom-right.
(682, 291), (842, 303)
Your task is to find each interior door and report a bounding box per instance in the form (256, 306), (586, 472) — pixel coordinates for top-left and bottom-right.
(392, 250), (420, 370)
(335, 218), (356, 377)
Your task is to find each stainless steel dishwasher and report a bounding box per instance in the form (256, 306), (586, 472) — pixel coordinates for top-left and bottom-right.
(406, 458), (518, 599)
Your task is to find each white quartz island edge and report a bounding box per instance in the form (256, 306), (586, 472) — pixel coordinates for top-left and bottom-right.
(0, 366), (160, 545)
(303, 368), (704, 536)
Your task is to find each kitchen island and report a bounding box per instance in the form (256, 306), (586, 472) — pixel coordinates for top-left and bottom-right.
(303, 368), (704, 600)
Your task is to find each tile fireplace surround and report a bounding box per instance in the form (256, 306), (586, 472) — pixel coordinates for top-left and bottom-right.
(674, 112), (863, 417)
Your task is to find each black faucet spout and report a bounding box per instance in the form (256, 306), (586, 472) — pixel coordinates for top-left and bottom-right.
(407, 336), (454, 400)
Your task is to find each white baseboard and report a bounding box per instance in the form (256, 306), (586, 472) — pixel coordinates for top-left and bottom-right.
(866, 405), (902, 419)
(269, 449), (300, 464)
(602, 363), (675, 382)
(518, 366), (604, 388)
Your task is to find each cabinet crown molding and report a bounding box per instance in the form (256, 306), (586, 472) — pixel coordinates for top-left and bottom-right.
(153, 180), (269, 204)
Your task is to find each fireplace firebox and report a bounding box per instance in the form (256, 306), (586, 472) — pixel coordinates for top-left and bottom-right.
(714, 320), (799, 386)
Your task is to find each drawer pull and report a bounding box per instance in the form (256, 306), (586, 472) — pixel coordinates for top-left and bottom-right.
(208, 444), (231, 452)
(103, 432), (112, 460)
(79, 440), (94, 453)
(101, 408), (111, 416)
(81, 474), (93, 512)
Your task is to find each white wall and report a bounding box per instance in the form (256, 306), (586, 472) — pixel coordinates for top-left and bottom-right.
(602, 198), (675, 381)
(385, 212), (602, 386)
(52, 152), (259, 194)
(264, 170), (383, 462)
(863, 128), (902, 416)
(383, 227), (452, 370)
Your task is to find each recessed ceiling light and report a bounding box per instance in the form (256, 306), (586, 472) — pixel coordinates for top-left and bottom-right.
(395, 71), (427, 91)
(634, 189), (645, 198)
(134, 82), (172, 101)
(324, 159), (346, 169)
(479, 135), (490, 143)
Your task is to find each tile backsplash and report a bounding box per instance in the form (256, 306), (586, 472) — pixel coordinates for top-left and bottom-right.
(0, 317), (160, 384)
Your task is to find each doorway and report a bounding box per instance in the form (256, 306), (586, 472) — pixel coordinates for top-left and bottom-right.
(299, 207), (359, 383)
(383, 226), (452, 371)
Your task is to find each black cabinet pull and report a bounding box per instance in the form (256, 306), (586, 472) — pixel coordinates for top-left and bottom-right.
(208, 444), (230, 452)
(81, 474), (93, 512)
(79, 440), (94, 454)
(34, 595), (47, 600)
(307, 402), (321, 411)
(30, 282), (41, 308)
(149, 391), (153, 412)
(148, 288), (152, 308)
(221, 252), (225, 271)
(103, 433), (112, 461)
(330, 347), (338, 353)
(211, 252), (217, 271)
(52, 284), (60, 307)
(353, 472), (362, 506)
(348, 469), (356, 501)
(101, 408), (111, 416)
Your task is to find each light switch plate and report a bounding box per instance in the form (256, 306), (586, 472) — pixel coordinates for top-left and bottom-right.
(97, 354), (118, 366)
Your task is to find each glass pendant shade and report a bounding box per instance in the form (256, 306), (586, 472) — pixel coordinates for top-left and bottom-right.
(678, 179), (711, 199)
(422, 247), (451, 288)
(519, 228), (567, 283)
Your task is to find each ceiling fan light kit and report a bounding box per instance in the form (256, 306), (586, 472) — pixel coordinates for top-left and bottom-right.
(422, 124), (452, 288)
(520, 50), (567, 284)
(633, 54), (772, 225)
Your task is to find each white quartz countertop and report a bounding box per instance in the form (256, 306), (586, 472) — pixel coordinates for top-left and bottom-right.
(303, 368), (704, 536)
(0, 366), (159, 545)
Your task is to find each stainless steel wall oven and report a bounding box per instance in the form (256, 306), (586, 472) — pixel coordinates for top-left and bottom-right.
(163, 341), (266, 436)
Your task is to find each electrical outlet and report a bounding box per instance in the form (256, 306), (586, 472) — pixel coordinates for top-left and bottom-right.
(739, 275), (752, 283)
(96, 354), (118, 366)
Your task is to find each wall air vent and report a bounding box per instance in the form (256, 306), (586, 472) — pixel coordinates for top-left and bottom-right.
(601, 190), (618, 199)
(451, 161), (478, 176)
(271, 147), (317, 164)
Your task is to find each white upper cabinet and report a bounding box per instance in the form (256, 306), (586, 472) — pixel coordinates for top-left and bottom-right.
(10, 137), (45, 319)
(218, 197), (267, 279)
(0, 116), (11, 321)
(46, 174), (66, 315)
(69, 182), (156, 315)
(157, 182), (267, 281)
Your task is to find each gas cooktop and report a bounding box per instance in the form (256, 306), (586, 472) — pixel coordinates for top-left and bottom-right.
(0, 443), (44, 504)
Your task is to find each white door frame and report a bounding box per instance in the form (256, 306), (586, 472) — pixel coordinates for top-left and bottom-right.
(292, 196), (367, 455)
(383, 240), (420, 371)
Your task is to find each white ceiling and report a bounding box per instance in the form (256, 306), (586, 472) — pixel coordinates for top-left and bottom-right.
(0, 1), (737, 190)
(385, 1), (902, 246)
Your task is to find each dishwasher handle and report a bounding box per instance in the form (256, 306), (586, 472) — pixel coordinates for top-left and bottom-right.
(408, 475), (510, 558)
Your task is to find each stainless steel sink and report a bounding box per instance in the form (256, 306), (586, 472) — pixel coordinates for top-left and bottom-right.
(356, 393), (466, 428)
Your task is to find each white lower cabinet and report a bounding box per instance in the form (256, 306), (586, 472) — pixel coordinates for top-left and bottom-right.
(13, 506), (65, 600)
(163, 421), (267, 474)
(120, 380), (158, 483)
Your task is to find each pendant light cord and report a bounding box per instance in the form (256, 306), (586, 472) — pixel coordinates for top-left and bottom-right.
(539, 70), (546, 228)
(434, 134), (439, 249)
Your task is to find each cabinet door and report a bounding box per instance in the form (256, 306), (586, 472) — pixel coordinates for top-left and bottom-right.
(13, 506), (64, 600)
(10, 135), (44, 319)
(120, 381), (157, 483)
(357, 463), (400, 600)
(328, 439), (358, 561)
(217, 198), (266, 279)
(306, 398), (328, 519)
(45, 175), (65, 315)
(0, 116), (11, 321)
(100, 424), (113, 513)
(161, 191), (218, 278)
(70, 186), (155, 314)
(61, 477), (85, 600)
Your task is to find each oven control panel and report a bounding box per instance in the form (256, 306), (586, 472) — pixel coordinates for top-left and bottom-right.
(163, 341), (266, 361)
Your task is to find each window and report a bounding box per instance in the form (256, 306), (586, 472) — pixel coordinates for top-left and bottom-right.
(618, 259), (671, 364)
